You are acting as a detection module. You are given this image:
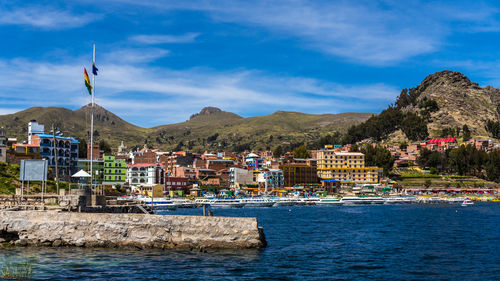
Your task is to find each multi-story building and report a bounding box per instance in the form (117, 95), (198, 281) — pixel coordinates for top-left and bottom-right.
(103, 154), (127, 185)
(280, 160), (318, 187)
(0, 128), (7, 163)
(257, 169), (284, 189)
(316, 149), (379, 183)
(127, 163), (164, 187)
(31, 134), (79, 181)
(28, 121), (44, 144)
(229, 167), (255, 188)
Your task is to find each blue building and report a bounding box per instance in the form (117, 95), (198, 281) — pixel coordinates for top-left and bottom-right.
(32, 133), (79, 181)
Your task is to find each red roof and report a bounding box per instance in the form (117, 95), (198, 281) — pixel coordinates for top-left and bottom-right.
(427, 138), (456, 144)
(127, 163), (159, 167)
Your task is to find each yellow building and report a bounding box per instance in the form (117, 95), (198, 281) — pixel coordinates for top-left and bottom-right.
(316, 150), (379, 183)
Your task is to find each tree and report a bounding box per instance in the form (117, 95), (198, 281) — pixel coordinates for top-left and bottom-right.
(462, 125), (471, 141)
(78, 138), (87, 159)
(401, 113), (428, 141)
(424, 179), (432, 188)
(361, 145), (394, 176)
(99, 139), (112, 154)
(399, 141), (408, 150)
(293, 145), (310, 159)
(273, 145), (283, 157)
(349, 143), (359, 152)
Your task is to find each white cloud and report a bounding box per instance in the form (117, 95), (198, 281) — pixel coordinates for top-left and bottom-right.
(130, 33), (200, 44)
(0, 6), (102, 29)
(0, 57), (398, 126)
(103, 48), (170, 63)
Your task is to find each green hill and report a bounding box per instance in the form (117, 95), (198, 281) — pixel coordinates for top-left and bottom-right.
(0, 105), (372, 152)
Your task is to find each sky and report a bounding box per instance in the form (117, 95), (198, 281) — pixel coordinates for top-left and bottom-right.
(1, 0), (500, 127)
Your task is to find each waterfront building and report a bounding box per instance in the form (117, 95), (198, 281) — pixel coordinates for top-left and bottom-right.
(0, 128), (6, 163)
(280, 159), (318, 187)
(165, 176), (190, 195)
(103, 154), (127, 186)
(127, 163), (164, 187)
(31, 134), (79, 181)
(229, 167), (255, 188)
(257, 169), (284, 189)
(316, 149), (379, 183)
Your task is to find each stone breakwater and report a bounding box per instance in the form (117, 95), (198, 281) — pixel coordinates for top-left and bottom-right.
(0, 211), (266, 249)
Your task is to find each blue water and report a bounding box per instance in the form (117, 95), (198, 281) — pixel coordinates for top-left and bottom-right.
(1, 204), (499, 280)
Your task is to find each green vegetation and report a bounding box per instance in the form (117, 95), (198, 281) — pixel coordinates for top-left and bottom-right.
(0, 162), (20, 194)
(1, 258), (34, 280)
(360, 145), (394, 176)
(293, 145), (310, 159)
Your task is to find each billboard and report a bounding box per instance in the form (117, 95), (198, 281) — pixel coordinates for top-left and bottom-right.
(20, 159), (48, 181)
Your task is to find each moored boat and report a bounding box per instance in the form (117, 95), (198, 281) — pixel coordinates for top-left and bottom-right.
(461, 199), (474, 206)
(240, 198), (275, 207)
(195, 198), (245, 208)
(317, 197), (343, 205)
(341, 196), (385, 205)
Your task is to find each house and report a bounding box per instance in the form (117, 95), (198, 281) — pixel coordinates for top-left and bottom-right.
(127, 163), (164, 187)
(316, 148), (379, 184)
(31, 134), (79, 181)
(0, 128), (6, 163)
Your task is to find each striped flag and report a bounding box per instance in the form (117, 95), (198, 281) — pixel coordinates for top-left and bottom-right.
(84, 67), (92, 95)
(92, 62), (98, 76)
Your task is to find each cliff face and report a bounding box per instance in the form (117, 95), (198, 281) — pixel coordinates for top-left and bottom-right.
(0, 211), (266, 249)
(405, 70), (500, 136)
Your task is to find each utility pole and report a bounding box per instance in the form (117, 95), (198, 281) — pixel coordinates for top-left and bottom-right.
(52, 124), (59, 195)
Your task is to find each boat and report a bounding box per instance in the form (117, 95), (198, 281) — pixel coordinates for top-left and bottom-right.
(340, 196), (385, 205)
(461, 199), (474, 206)
(272, 198), (298, 207)
(317, 197), (343, 205)
(384, 196), (417, 204)
(171, 199), (197, 208)
(240, 198), (275, 207)
(137, 197), (178, 210)
(194, 198), (245, 208)
(300, 197), (321, 205)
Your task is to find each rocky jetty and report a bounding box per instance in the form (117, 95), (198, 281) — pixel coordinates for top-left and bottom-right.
(0, 211), (266, 249)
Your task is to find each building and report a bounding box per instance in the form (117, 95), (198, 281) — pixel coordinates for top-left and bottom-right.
(165, 176), (190, 195)
(280, 159), (318, 187)
(31, 134), (79, 181)
(103, 154), (127, 185)
(28, 121), (44, 144)
(127, 163), (164, 187)
(0, 128), (7, 163)
(257, 169), (284, 189)
(316, 149), (379, 183)
(229, 167), (255, 188)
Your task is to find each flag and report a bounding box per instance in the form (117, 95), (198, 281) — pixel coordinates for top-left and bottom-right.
(84, 67), (92, 95)
(92, 62), (98, 76)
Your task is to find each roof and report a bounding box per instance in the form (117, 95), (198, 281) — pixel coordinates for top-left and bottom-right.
(35, 134), (79, 143)
(428, 138), (456, 143)
(335, 152), (364, 156)
(128, 163), (159, 167)
(13, 143), (39, 147)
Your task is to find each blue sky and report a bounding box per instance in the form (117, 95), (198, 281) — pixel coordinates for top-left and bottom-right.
(1, 0), (500, 127)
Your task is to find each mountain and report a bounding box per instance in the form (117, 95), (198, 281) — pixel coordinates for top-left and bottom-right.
(401, 70), (500, 136)
(346, 70), (500, 144)
(0, 105), (373, 152)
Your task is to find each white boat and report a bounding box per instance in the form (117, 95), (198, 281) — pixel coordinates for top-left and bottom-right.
(138, 197), (178, 210)
(461, 199), (474, 206)
(195, 198), (245, 208)
(171, 199), (197, 208)
(240, 198), (275, 207)
(340, 196), (385, 205)
(447, 197), (465, 203)
(317, 197), (343, 205)
(384, 196), (416, 204)
(272, 198), (298, 207)
(300, 197), (321, 205)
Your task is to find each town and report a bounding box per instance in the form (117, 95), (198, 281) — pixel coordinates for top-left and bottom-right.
(1, 119), (498, 209)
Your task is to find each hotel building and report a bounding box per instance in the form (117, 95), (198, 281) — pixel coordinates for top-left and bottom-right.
(316, 149), (379, 183)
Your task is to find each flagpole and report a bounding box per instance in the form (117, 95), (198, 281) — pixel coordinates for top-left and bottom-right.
(90, 44), (95, 194)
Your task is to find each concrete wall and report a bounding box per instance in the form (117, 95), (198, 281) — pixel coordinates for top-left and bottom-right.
(0, 211), (266, 249)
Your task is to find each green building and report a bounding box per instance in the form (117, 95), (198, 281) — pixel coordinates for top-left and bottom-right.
(103, 154), (126, 185)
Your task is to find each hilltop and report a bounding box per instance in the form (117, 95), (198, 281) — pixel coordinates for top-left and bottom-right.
(0, 105), (373, 152)
(345, 70), (500, 144)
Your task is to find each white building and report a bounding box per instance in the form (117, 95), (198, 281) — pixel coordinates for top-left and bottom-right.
(229, 167), (254, 188)
(28, 121), (45, 144)
(257, 169), (284, 189)
(127, 163), (163, 188)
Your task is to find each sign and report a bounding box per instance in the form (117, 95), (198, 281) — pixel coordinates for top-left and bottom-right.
(20, 159), (48, 181)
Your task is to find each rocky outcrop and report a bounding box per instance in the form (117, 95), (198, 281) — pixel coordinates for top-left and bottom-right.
(0, 211), (266, 249)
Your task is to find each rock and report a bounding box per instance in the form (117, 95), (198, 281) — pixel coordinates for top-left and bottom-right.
(0, 211), (266, 249)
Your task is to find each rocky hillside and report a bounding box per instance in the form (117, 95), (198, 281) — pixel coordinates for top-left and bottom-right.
(402, 70), (500, 137)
